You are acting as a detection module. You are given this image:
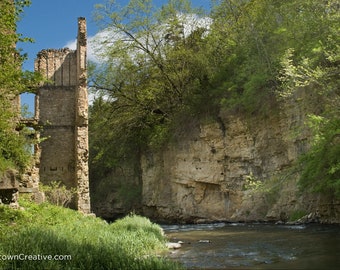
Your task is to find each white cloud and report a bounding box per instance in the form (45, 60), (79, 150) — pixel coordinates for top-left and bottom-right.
(63, 39), (76, 50)
(64, 33), (103, 63)
(179, 13), (213, 38)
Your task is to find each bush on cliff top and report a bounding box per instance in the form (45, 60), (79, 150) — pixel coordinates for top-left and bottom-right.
(0, 198), (182, 270)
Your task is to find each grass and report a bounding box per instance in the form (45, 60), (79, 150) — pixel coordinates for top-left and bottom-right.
(0, 197), (183, 270)
(289, 210), (307, 222)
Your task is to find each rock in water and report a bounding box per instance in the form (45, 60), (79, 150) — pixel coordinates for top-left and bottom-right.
(166, 242), (182, 249)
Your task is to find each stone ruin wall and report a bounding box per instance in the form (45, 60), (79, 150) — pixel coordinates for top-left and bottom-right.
(35, 48), (78, 189)
(0, 18), (90, 213)
(35, 17), (90, 213)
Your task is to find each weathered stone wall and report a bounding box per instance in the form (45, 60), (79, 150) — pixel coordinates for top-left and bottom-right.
(35, 49), (77, 187)
(34, 18), (90, 213)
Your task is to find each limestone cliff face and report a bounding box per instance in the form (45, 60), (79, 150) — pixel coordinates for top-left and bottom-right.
(141, 89), (340, 223)
(92, 88), (340, 223)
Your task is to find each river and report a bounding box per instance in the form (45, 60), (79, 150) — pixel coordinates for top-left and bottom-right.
(162, 223), (340, 269)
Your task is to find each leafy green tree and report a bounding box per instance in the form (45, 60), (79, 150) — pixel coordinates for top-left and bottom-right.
(90, 0), (212, 170)
(275, 0), (340, 197)
(0, 0), (41, 173)
(298, 115), (340, 198)
(209, 0), (339, 114)
(208, 0), (284, 113)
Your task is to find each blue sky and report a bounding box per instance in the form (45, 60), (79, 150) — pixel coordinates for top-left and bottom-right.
(18, 0), (211, 112)
(18, 0), (100, 71)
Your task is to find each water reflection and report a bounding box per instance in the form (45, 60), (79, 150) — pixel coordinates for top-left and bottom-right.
(162, 223), (340, 269)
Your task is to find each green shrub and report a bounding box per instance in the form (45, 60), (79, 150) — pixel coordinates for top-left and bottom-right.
(299, 116), (340, 198)
(40, 181), (76, 207)
(289, 210), (307, 222)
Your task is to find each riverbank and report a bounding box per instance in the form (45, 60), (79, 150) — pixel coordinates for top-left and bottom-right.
(0, 198), (182, 270)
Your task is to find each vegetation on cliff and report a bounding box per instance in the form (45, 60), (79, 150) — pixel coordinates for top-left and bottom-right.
(89, 0), (339, 202)
(0, 0), (41, 173)
(0, 198), (182, 270)
(299, 115), (340, 197)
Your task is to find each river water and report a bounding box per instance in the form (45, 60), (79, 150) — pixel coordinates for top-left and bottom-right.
(162, 223), (340, 270)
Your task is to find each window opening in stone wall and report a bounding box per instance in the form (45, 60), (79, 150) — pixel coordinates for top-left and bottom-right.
(20, 92), (37, 155)
(20, 92), (35, 119)
(24, 127), (35, 155)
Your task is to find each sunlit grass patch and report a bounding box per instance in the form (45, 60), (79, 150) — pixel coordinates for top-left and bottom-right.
(0, 199), (182, 270)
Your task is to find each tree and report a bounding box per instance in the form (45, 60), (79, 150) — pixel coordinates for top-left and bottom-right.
(0, 0), (41, 173)
(208, 0), (283, 113)
(298, 115), (340, 198)
(89, 0), (213, 171)
(275, 0), (340, 197)
(209, 0), (339, 114)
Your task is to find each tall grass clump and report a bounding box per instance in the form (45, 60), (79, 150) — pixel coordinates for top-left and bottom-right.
(0, 198), (182, 270)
